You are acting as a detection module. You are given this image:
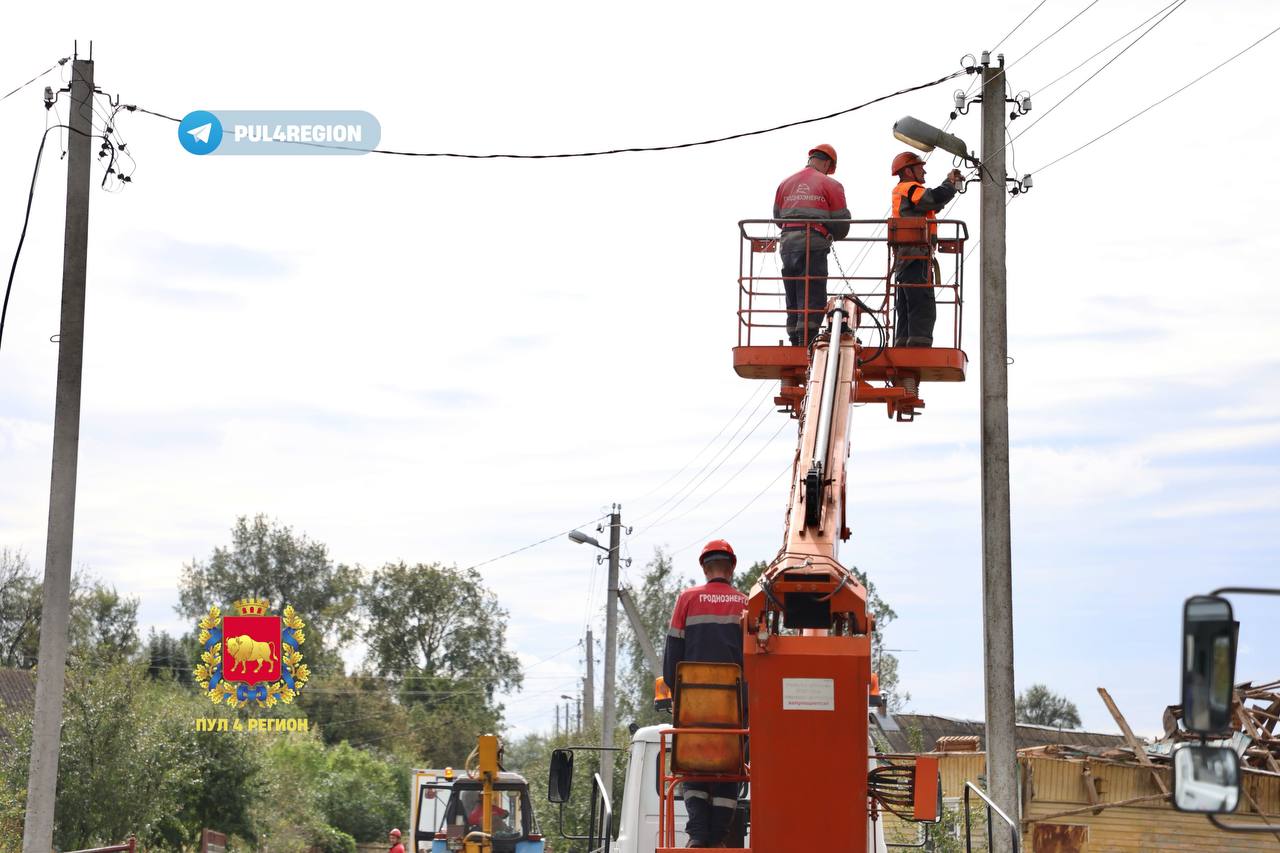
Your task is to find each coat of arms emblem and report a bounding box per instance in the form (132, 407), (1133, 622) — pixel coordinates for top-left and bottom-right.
(194, 598), (310, 707)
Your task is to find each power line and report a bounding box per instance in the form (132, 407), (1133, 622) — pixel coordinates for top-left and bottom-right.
(992, 0), (1052, 52)
(1006, 0), (1102, 70)
(2, 126), (65, 354)
(461, 514), (607, 572)
(673, 460), (794, 556)
(629, 383), (774, 526)
(645, 417), (792, 533)
(1034, 20), (1280, 175)
(124, 69), (971, 159)
(625, 383), (765, 512)
(1031, 0), (1183, 97)
(632, 391), (777, 535)
(1009, 0), (1190, 147)
(0, 58), (68, 105)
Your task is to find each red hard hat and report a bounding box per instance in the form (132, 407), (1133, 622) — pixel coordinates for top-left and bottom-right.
(389, 829), (402, 838)
(700, 539), (737, 569)
(808, 144), (838, 174)
(892, 151), (925, 176)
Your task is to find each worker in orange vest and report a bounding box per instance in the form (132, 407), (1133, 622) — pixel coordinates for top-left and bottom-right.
(889, 152), (963, 346)
(774, 145), (851, 347)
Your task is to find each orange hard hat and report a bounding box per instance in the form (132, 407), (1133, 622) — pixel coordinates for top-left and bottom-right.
(892, 151), (925, 175)
(700, 539), (737, 569)
(808, 144), (838, 174)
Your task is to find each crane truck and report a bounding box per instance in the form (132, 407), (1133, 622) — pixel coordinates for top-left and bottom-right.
(547, 216), (971, 852)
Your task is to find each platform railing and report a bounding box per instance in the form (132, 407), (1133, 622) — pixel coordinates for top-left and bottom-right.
(963, 781), (1021, 853)
(656, 727), (750, 850)
(737, 218), (968, 352)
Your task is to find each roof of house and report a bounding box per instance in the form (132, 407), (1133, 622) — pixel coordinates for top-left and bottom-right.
(872, 711), (1128, 754)
(0, 668), (35, 712)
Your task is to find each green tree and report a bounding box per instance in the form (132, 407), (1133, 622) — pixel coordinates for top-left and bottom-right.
(145, 628), (194, 685)
(362, 561), (522, 764)
(0, 548), (39, 667)
(178, 515), (362, 674)
(1016, 683), (1082, 729)
(301, 673), (416, 752)
(317, 741), (410, 841)
(69, 578), (139, 661)
(849, 567), (909, 712)
(618, 548), (689, 729)
(0, 662), (259, 850)
(0, 553), (138, 667)
(731, 559), (767, 595)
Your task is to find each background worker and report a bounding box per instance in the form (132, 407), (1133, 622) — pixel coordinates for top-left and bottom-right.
(387, 828), (405, 853)
(774, 145), (851, 347)
(889, 152), (964, 346)
(663, 540), (748, 848)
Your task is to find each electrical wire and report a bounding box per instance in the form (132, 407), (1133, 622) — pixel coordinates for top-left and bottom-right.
(461, 514), (608, 572)
(992, 0), (1052, 52)
(1009, 0), (1190, 146)
(632, 397), (777, 535)
(624, 383), (765, 511)
(629, 382), (775, 527)
(1006, 0), (1103, 70)
(1031, 0), (1183, 97)
(0, 58), (69, 105)
(1033, 19), (1280, 175)
(122, 69), (971, 159)
(2, 126), (58, 354)
(643, 416), (792, 533)
(672, 461), (794, 557)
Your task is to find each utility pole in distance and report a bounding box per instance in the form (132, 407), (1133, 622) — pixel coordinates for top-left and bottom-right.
(584, 627), (595, 729)
(22, 54), (94, 853)
(600, 505), (622, 795)
(979, 53), (1019, 853)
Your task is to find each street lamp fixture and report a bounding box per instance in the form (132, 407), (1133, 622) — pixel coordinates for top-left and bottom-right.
(893, 116), (977, 165)
(568, 530), (607, 551)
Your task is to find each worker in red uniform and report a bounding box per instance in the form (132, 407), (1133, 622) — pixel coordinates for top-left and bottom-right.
(774, 145), (851, 347)
(890, 152), (964, 346)
(663, 539), (748, 848)
(387, 828), (405, 853)
(467, 800), (510, 832)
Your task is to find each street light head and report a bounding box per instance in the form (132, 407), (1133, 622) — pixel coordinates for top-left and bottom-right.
(893, 116), (975, 164)
(568, 530), (602, 548)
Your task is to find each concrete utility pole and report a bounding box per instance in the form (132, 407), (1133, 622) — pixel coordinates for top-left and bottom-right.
(23, 56), (94, 853)
(979, 55), (1020, 853)
(584, 628), (595, 728)
(600, 505), (622, 793)
(555, 704), (560, 738)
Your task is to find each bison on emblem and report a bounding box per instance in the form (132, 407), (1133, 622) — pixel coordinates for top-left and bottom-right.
(225, 634), (279, 675)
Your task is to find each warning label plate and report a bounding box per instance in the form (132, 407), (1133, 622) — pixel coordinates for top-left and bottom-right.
(782, 678), (835, 711)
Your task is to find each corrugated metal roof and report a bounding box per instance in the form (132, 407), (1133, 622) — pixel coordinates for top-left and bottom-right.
(0, 667), (34, 712)
(871, 712), (1128, 754)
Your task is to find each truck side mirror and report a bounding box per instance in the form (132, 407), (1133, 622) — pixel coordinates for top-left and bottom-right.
(1173, 743), (1241, 813)
(548, 749), (574, 803)
(1181, 595), (1238, 735)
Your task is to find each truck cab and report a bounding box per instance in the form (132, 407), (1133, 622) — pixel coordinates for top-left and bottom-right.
(426, 772), (544, 853)
(615, 725), (690, 853)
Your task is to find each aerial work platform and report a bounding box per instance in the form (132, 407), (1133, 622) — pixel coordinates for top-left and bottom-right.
(733, 218), (969, 420)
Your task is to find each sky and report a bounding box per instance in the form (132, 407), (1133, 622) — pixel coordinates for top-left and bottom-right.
(2, 0), (1279, 741)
